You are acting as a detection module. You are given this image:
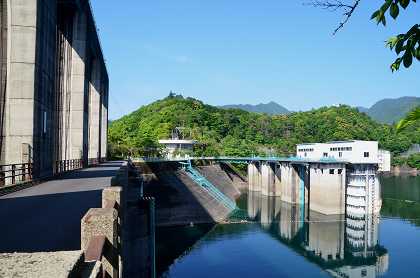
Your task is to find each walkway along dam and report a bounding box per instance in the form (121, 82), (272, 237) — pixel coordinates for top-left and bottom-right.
(0, 0), (108, 185)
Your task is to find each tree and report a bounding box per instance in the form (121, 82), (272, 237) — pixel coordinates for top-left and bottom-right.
(307, 0), (419, 71)
(397, 106), (420, 131)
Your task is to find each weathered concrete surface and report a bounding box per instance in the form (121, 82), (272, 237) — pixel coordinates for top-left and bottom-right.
(309, 164), (346, 215)
(0, 0), (108, 179)
(142, 163), (235, 226)
(0, 161), (123, 252)
(81, 208), (118, 278)
(0, 250), (83, 278)
(248, 162), (261, 191)
(196, 164), (241, 200)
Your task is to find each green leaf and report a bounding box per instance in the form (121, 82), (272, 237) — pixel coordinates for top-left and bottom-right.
(403, 51), (413, 68)
(386, 36), (398, 49)
(370, 10), (380, 20)
(391, 58), (402, 72)
(380, 0), (393, 12)
(400, 0), (410, 9)
(381, 16), (387, 26)
(390, 3), (399, 19)
(395, 39), (405, 54)
(415, 47), (420, 61)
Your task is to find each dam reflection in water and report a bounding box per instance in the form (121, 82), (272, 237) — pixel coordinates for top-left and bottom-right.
(246, 191), (388, 278)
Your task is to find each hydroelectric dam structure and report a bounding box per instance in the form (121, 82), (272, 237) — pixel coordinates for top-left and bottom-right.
(140, 156), (382, 217)
(0, 0), (108, 183)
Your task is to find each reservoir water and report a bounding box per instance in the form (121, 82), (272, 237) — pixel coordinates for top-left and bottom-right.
(157, 176), (420, 278)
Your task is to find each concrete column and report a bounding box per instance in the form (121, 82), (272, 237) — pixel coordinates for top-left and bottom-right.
(307, 212), (345, 261)
(0, 0), (7, 163)
(261, 162), (281, 196)
(88, 60), (101, 160)
(69, 11), (87, 160)
(247, 190), (261, 219)
(3, 0), (38, 166)
(3, 0), (57, 178)
(100, 84), (108, 159)
(309, 164), (346, 215)
(247, 162), (261, 191)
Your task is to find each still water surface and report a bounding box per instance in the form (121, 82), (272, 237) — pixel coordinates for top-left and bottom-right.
(157, 176), (420, 278)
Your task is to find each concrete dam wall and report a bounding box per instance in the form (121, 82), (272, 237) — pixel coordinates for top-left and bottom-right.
(138, 162), (244, 227)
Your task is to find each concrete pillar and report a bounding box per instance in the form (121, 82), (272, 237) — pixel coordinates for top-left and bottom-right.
(3, 0), (37, 167)
(247, 162), (261, 191)
(309, 164), (346, 215)
(3, 0), (57, 178)
(307, 212), (345, 261)
(0, 0), (7, 162)
(100, 84), (108, 160)
(279, 201), (303, 240)
(55, 9), (75, 164)
(69, 11), (87, 160)
(247, 190), (261, 219)
(88, 60), (101, 161)
(260, 195), (281, 228)
(261, 162), (281, 196)
(280, 163), (307, 205)
(81, 208), (118, 278)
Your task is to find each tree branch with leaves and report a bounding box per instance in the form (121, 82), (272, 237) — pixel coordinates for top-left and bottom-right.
(306, 0), (419, 71)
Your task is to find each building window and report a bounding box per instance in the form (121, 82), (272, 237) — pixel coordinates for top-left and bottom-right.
(304, 152), (307, 157)
(364, 152), (369, 158)
(329, 169), (334, 174)
(339, 152), (342, 158)
(338, 169), (343, 174)
(361, 269), (367, 277)
(323, 152), (328, 157)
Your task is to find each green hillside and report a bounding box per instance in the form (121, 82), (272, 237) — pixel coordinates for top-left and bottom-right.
(108, 94), (419, 159)
(359, 96), (420, 124)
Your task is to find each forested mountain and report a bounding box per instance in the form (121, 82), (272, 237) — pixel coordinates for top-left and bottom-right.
(357, 96), (420, 124)
(220, 101), (290, 115)
(220, 97), (420, 124)
(108, 95), (419, 159)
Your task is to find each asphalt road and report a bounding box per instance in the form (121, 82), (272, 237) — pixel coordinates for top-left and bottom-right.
(0, 161), (123, 252)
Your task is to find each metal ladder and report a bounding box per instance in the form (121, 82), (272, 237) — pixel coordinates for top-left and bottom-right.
(180, 160), (237, 211)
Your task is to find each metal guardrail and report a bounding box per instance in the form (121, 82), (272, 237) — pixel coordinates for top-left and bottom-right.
(136, 156), (350, 164)
(0, 163), (33, 187)
(55, 159), (84, 174)
(181, 161), (237, 211)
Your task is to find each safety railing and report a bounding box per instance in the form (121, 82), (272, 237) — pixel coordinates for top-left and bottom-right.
(0, 163), (33, 187)
(55, 159), (84, 174)
(181, 161), (237, 211)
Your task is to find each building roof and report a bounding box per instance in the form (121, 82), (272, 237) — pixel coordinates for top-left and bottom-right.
(297, 140), (377, 146)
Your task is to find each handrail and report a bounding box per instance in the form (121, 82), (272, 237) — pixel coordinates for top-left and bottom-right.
(182, 162), (237, 211)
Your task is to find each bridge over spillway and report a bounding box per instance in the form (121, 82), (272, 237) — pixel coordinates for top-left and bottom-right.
(137, 156), (381, 216)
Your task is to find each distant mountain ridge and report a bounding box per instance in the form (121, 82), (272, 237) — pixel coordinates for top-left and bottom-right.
(357, 96), (420, 124)
(221, 97), (419, 124)
(220, 101), (290, 115)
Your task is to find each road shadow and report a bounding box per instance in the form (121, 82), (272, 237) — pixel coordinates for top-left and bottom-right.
(0, 189), (102, 252)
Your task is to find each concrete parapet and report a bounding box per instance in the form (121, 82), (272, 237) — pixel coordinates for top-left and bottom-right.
(81, 208), (118, 278)
(0, 250), (84, 278)
(102, 186), (122, 210)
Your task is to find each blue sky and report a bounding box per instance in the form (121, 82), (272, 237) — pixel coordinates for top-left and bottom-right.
(90, 0), (419, 119)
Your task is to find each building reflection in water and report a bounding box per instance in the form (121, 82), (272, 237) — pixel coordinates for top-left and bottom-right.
(247, 191), (389, 278)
